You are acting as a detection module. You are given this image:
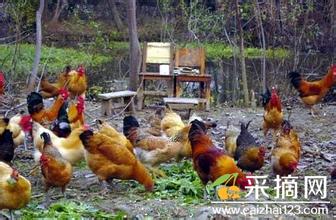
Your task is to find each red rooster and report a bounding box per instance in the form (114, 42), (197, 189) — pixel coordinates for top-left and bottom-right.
(288, 65), (336, 116)
(188, 119), (253, 198)
(262, 87), (283, 137)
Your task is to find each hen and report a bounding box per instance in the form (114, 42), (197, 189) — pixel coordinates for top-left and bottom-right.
(188, 119), (252, 195)
(224, 121), (240, 157)
(39, 66), (71, 98)
(160, 108), (185, 138)
(68, 95), (85, 128)
(8, 113), (32, 148)
(96, 119), (134, 154)
(123, 116), (184, 176)
(79, 129), (154, 191)
(235, 121), (265, 173)
(67, 65), (87, 97)
(51, 102), (71, 138)
(288, 65), (336, 116)
(40, 132), (73, 205)
(32, 122), (85, 165)
(262, 87), (283, 137)
(27, 90), (69, 125)
(0, 128), (15, 164)
(272, 120), (301, 176)
(0, 162), (31, 219)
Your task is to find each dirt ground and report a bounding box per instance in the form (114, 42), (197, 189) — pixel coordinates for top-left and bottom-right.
(3, 99), (336, 219)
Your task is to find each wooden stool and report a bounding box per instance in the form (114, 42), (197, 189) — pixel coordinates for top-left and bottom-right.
(98, 90), (137, 116)
(163, 97), (200, 118)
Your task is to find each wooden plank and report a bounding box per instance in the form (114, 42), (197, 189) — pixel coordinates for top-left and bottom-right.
(163, 97), (199, 105)
(144, 91), (168, 96)
(146, 42), (172, 64)
(98, 90), (137, 100)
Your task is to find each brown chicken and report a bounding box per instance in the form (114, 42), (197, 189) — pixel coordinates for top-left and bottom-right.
(288, 65), (336, 116)
(146, 108), (164, 136)
(262, 87), (283, 137)
(272, 120), (301, 176)
(224, 121), (240, 157)
(67, 65), (87, 97)
(160, 108), (185, 138)
(0, 162), (31, 219)
(123, 116), (185, 177)
(188, 119), (253, 193)
(235, 121), (265, 173)
(39, 66), (71, 98)
(79, 129), (154, 191)
(27, 90), (69, 125)
(40, 132), (72, 205)
(68, 95), (85, 128)
(96, 119), (134, 154)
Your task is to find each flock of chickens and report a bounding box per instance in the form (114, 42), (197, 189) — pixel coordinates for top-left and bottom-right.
(0, 64), (335, 218)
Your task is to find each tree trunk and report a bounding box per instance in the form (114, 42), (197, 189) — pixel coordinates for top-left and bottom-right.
(108, 0), (124, 31)
(51, 0), (67, 24)
(235, 0), (249, 106)
(255, 0), (267, 93)
(27, 0), (45, 92)
(127, 0), (140, 91)
(275, 0), (283, 34)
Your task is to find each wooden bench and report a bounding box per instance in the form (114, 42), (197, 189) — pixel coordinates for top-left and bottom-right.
(98, 90), (137, 116)
(163, 97), (201, 118)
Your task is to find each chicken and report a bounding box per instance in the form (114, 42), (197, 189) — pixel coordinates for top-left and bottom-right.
(6, 116), (25, 148)
(235, 121), (265, 173)
(9, 113), (32, 150)
(0, 71), (5, 95)
(272, 120), (301, 176)
(40, 132), (72, 205)
(68, 95), (85, 128)
(79, 129), (154, 191)
(146, 108), (164, 136)
(288, 65), (336, 116)
(123, 116), (184, 176)
(27, 90), (69, 125)
(67, 65), (87, 97)
(125, 115), (217, 165)
(160, 108), (185, 138)
(51, 102), (71, 138)
(0, 162), (31, 219)
(32, 122), (85, 165)
(39, 66), (71, 98)
(188, 119), (252, 195)
(0, 128), (15, 164)
(262, 87), (283, 137)
(96, 119), (134, 154)
(224, 121), (240, 157)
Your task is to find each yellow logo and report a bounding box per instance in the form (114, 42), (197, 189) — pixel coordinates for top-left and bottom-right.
(208, 173), (241, 200)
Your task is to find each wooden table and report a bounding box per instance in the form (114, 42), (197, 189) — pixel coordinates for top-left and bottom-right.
(137, 72), (175, 110)
(175, 74), (211, 110)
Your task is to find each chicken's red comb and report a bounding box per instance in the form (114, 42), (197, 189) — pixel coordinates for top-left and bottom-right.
(19, 115), (32, 133)
(77, 65), (85, 74)
(331, 64), (336, 72)
(83, 124), (90, 130)
(0, 71), (5, 87)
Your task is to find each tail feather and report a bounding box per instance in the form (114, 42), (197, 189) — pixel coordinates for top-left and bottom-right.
(288, 71), (302, 90)
(123, 116), (139, 136)
(133, 160), (154, 191)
